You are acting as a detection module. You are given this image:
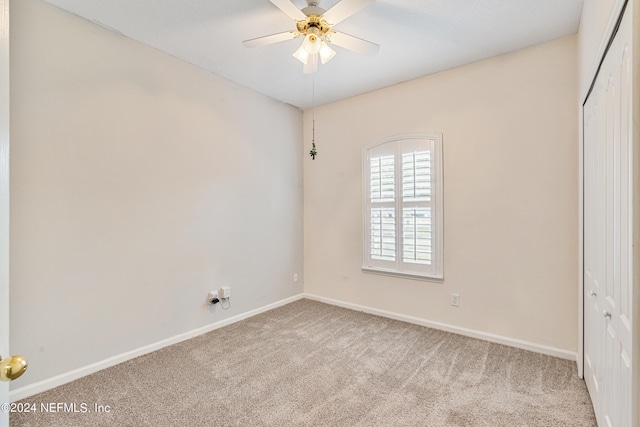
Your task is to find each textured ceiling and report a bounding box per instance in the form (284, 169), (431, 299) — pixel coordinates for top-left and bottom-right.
(41, 0), (584, 109)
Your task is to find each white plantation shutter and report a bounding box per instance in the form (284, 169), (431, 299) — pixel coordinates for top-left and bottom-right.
(363, 134), (443, 280)
(402, 150), (431, 202)
(370, 155), (395, 203)
(401, 148), (432, 266)
(370, 207), (395, 261)
(402, 207), (431, 265)
(369, 153), (396, 261)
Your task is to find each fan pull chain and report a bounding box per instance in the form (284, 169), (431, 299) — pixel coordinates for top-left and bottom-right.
(309, 73), (317, 160)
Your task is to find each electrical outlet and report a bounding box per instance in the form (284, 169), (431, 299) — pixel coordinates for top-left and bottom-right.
(208, 291), (219, 305)
(219, 286), (231, 299)
(451, 293), (460, 307)
(293, 273), (299, 282)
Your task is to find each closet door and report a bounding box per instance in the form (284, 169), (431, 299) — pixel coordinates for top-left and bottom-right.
(583, 5), (633, 427)
(583, 64), (604, 420)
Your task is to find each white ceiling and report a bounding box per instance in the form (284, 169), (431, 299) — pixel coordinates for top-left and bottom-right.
(41, 0), (584, 109)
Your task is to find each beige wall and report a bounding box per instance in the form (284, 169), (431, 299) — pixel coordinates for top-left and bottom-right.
(303, 35), (578, 351)
(10, 0), (303, 389)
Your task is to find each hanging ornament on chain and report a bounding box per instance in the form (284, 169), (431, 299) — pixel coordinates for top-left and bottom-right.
(309, 73), (318, 160)
(310, 130), (317, 159)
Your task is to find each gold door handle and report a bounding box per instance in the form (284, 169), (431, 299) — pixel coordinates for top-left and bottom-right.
(0, 355), (28, 382)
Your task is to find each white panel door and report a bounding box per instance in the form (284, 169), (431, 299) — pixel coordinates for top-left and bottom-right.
(583, 5), (633, 427)
(583, 65), (604, 417)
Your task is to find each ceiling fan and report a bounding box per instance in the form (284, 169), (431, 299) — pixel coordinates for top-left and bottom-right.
(243, 0), (379, 73)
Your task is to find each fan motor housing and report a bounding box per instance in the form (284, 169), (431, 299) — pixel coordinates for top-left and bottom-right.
(297, 14), (331, 36)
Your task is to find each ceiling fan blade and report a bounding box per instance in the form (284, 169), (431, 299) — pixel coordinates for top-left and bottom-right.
(269, 0), (307, 20)
(322, 0), (374, 25)
(243, 31), (297, 48)
(329, 31), (379, 56)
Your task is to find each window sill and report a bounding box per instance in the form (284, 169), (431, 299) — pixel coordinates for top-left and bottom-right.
(361, 266), (444, 283)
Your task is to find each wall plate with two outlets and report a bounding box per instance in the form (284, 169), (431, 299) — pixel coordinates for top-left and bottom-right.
(207, 287), (230, 305)
(451, 293), (460, 307)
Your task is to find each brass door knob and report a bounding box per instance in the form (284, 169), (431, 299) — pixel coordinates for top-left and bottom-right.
(0, 355), (28, 382)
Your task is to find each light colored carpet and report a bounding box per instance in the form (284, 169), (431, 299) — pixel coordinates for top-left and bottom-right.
(11, 299), (595, 426)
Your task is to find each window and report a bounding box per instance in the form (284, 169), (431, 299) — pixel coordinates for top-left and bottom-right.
(362, 133), (443, 280)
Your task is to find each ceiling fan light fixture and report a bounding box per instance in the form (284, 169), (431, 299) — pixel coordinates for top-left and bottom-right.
(302, 33), (321, 54)
(244, 0), (378, 74)
(318, 41), (336, 64)
(292, 44), (310, 64)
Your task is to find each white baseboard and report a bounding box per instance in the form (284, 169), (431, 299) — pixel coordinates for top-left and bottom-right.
(10, 293), (304, 402)
(11, 292), (575, 401)
(304, 293), (577, 361)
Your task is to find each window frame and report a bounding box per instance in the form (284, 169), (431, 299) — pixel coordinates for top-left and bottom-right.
(362, 133), (444, 281)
